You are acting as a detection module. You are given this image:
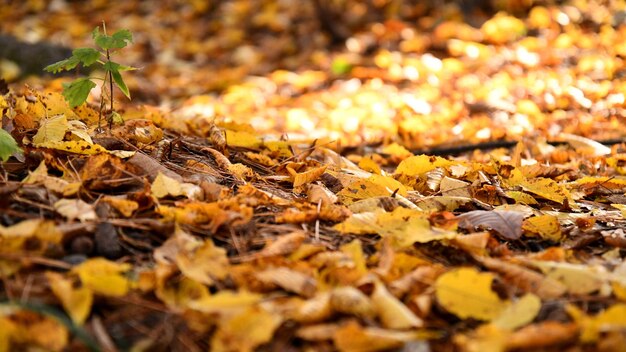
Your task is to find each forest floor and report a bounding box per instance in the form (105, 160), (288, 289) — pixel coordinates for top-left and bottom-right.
(2, 0), (626, 351)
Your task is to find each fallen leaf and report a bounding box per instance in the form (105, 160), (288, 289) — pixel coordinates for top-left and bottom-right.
(458, 210), (526, 240)
(435, 267), (507, 320)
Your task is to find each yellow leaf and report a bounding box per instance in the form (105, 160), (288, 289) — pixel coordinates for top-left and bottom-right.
(337, 174), (408, 204)
(358, 157), (381, 175)
(32, 114), (69, 145)
(36, 140), (108, 155)
(0, 317), (16, 352)
(454, 324), (508, 352)
(291, 165), (327, 187)
(334, 207), (457, 249)
(211, 306), (282, 352)
(73, 258), (131, 297)
(102, 196), (139, 217)
(381, 143), (413, 161)
(395, 154), (452, 178)
(188, 290), (262, 315)
(330, 286), (376, 319)
(492, 294), (541, 330)
(372, 280), (423, 329)
(531, 261), (608, 295)
(22, 161), (80, 196)
(225, 129), (261, 148)
(177, 239), (230, 285)
(151, 172), (183, 198)
(334, 320), (430, 352)
(9, 310), (69, 351)
(46, 272), (93, 325)
(504, 191), (538, 205)
(567, 304), (626, 343)
(435, 267), (507, 320)
(523, 215), (562, 241)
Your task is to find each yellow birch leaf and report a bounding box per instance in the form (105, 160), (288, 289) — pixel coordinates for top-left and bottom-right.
(32, 114), (68, 145)
(46, 272), (93, 325)
(177, 238), (230, 285)
(395, 154), (452, 177)
(73, 258), (131, 297)
(36, 140), (108, 155)
(492, 293), (541, 330)
(211, 306), (282, 352)
(435, 267), (507, 320)
(522, 215), (562, 241)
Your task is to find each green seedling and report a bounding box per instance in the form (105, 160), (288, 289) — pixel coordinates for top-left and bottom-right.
(45, 22), (136, 131)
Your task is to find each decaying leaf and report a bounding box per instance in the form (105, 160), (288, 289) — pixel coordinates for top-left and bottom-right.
(458, 210), (526, 240)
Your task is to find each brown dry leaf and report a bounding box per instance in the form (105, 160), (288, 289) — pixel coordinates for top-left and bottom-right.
(458, 210), (526, 240)
(210, 305), (282, 352)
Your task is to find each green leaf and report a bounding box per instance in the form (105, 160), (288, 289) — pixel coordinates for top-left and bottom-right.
(0, 129), (21, 161)
(72, 48), (101, 66)
(93, 27), (133, 50)
(62, 78), (96, 108)
(44, 48), (101, 74)
(104, 61), (131, 99)
(44, 57), (80, 74)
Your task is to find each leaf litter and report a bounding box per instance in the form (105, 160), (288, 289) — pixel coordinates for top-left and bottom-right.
(2, 0), (626, 351)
